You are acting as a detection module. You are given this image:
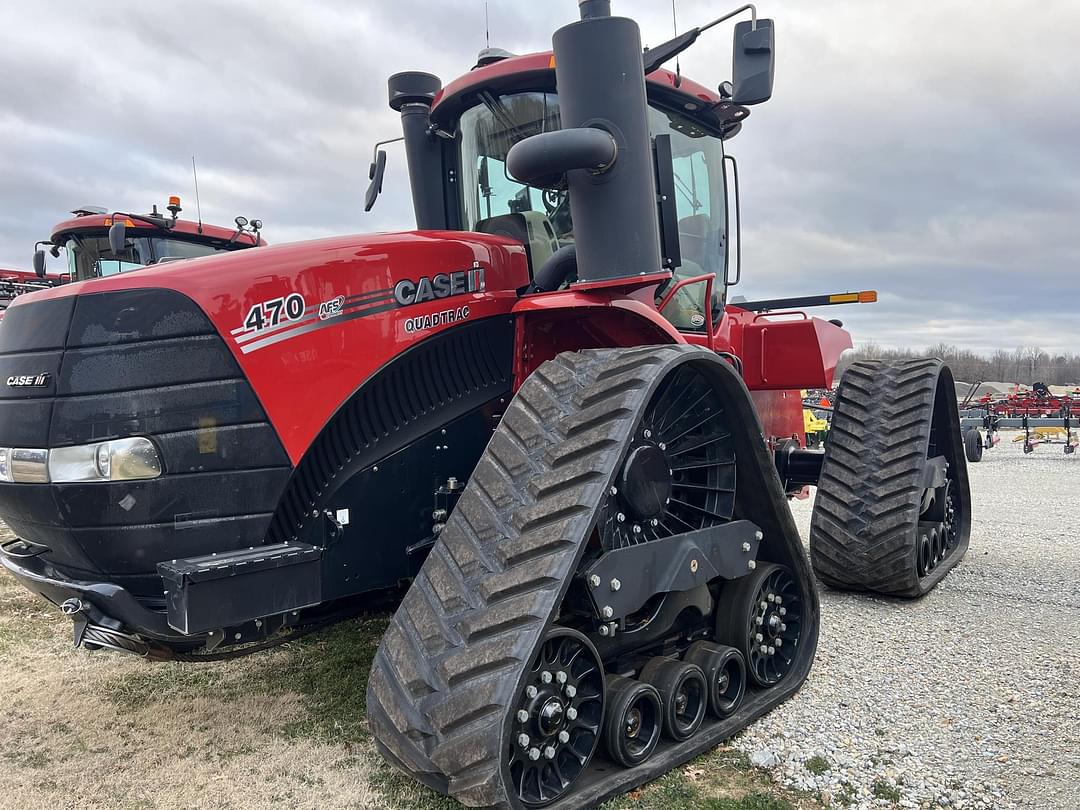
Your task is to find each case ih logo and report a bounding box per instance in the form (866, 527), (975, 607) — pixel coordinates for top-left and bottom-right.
(6, 373), (50, 387)
(393, 264), (485, 307)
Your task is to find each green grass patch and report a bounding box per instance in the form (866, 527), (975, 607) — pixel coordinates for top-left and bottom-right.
(705, 795), (794, 810)
(871, 779), (901, 802)
(804, 755), (829, 776)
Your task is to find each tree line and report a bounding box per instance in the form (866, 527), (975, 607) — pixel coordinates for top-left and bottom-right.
(837, 343), (1080, 387)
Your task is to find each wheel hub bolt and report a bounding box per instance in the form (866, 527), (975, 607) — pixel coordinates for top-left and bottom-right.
(633, 524), (641, 534)
(518, 733), (530, 748)
(565, 684), (577, 698)
(555, 671), (567, 684)
(610, 579), (621, 591)
(742, 542), (751, 552)
(525, 686), (538, 699)
(767, 593), (775, 602)
(601, 606), (614, 619)
(644, 429), (652, 439)
(755, 616), (764, 626)
(780, 623), (787, 632)
(755, 633), (764, 643)
(558, 730), (570, 744)
(598, 624), (611, 637)
(651, 518), (659, 527)
(775, 638), (783, 647)
(528, 747), (541, 761)
(748, 560), (757, 570)
(769, 615), (780, 628)
(541, 671), (553, 684)
(774, 596), (783, 606)
(658, 442), (666, 451)
(588, 574), (601, 588)
(517, 710), (529, 723)
(760, 601), (768, 610)
(544, 746), (556, 760)
(755, 530), (764, 541)
(768, 646), (776, 656)
(779, 607), (786, 616)
(616, 512), (626, 523)
(566, 707), (578, 720)
(760, 644), (769, 654)
(609, 485), (618, 496)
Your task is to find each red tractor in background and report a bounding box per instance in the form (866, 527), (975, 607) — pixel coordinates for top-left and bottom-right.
(0, 2), (970, 808)
(32, 197), (265, 283)
(0, 268), (62, 319)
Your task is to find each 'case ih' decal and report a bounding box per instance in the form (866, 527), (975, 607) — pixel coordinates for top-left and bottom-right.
(393, 263), (485, 306)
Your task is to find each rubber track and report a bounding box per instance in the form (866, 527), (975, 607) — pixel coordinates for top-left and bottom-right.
(367, 345), (732, 808)
(809, 358), (970, 597)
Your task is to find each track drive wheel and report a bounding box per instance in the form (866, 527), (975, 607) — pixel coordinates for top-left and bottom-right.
(601, 675), (662, 768)
(638, 657), (708, 742)
(684, 641), (746, 718)
(809, 358), (972, 597)
(964, 428), (983, 462)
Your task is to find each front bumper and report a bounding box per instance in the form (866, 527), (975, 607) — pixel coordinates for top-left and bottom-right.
(0, 542), (188, 643)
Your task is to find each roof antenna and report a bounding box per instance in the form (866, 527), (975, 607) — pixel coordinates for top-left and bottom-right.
(484, 2), (490, 49)
(671, 0), (682, 87)
(191, 156), (204, 234)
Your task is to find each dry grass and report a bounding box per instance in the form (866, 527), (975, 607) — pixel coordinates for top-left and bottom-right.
(0, 546), (816, 810)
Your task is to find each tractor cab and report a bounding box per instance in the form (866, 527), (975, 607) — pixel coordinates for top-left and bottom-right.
(35, 199), (266, 283)
(371, 50), (752, 334)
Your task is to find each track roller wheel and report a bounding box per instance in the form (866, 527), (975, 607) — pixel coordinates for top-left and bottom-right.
(601, 675), (662, 768)
(964, 428), (983, 462)
(716, 562), (804, 687)
(809, 358), (972, 597)
(509, 627), (605, 807)
(638, 657), (707, 742)
(684, 641), (746, 718)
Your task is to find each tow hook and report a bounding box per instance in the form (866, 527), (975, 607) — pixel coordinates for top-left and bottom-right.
(60, 597), (89, 647)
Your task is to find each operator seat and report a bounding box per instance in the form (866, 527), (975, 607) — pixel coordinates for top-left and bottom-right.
(475, 212), (559, 279)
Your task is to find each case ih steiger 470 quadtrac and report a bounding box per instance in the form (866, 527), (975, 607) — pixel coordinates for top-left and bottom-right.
(0, 3), (970, 807)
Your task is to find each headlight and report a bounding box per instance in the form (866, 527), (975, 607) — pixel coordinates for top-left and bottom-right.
(48, 437), (162, 483)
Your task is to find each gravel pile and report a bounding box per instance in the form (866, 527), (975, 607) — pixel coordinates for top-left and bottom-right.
(732, 433), (1079, 809)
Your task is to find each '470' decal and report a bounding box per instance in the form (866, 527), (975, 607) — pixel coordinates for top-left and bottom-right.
(243, 293), (306, 332)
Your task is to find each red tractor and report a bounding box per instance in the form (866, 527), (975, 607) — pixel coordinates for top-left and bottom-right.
(0, 268), (62, 320)
(32, 197), (265, 283)
(0, 3), (969, 807)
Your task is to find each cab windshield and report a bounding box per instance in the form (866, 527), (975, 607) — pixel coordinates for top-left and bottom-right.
(64, 235), (238, 281)
(458, 91), (727, 331)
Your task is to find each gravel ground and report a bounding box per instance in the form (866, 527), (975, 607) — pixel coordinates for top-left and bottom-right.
(732, 432), (1080, 809)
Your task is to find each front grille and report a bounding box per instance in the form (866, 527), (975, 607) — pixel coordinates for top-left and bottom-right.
(0, 288), (291, 592)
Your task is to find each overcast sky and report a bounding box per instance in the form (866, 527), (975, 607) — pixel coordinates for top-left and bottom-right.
(1, 0), (1077, 353)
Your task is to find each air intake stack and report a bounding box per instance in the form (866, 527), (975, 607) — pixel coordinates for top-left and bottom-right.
(508, 1), (662, 283)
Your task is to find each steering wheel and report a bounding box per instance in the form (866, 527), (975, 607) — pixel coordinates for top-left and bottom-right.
(543, 188), (567, 215)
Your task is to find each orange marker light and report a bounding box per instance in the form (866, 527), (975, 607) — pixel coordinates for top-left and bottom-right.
(168, 195), (181, 207)
(858, 290), (878, 303)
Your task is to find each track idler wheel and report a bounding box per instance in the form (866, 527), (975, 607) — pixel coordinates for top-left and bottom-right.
(601, 675), (662, 768)
(509, 627), (605, 807)
(639, 657), (708, 742)
(684, 641), (746, 719)
(716, 562), (804, 687)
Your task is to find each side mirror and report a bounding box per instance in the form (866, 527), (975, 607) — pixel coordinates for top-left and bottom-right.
(108, 221), (127, 254)
(731, 18), (774, 105)
(33, 250), (46, 278)
(364, 150), (387, 212)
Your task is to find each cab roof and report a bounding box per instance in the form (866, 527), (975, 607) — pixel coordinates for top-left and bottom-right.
(50, 215), (263, 248)
(429, 50), (749, 137)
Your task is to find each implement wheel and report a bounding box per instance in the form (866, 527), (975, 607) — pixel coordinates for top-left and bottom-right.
(964, 428), (983, 463)
(809, 359), (972, 597)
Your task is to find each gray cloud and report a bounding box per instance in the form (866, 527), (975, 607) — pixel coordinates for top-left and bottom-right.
(1, 0), (1077, 353)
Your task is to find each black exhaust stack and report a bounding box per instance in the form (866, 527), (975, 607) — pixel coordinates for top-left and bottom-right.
(388, 71), (447, 230)
(508, 1), (662, 283)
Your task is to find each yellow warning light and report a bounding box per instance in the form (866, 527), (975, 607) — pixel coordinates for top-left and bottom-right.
(858, 290), (878, 303)
(828, 293), (860, 304)
(168, 195), (181, 207)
